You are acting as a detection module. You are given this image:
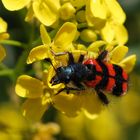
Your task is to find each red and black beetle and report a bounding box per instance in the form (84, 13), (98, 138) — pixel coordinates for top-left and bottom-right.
(49, 50), (128, 104)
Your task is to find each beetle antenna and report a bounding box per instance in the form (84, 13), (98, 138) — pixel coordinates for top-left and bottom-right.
(45, 58), (57, 72)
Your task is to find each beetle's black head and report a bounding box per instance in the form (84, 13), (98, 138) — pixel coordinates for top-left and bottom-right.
(50, 66), (72, 86)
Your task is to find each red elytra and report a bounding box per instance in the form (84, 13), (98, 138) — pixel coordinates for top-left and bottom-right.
(83, 58), (128, 95)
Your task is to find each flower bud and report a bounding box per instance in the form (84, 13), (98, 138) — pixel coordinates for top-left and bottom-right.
(59, 2), (76, 20)
(80, 29), (97, 42)
(76, 10), (86, 23)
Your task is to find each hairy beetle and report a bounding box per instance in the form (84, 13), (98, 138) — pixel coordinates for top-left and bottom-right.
(49, 50), (128, 104)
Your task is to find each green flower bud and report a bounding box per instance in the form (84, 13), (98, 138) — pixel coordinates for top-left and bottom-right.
(59, 2), (76, 20)
(76, 10), (86, 23)
(80, 29), (97, 42)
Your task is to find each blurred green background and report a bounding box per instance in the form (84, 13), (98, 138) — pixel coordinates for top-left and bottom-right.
(0, 0), (140, 140)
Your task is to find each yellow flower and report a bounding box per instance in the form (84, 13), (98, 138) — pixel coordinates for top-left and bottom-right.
(87, 42), (136, 73)
(1, 0), (60, 26)
(56, 109), (123, 140)
(15, 65), (104, 121)
(16, 44), (136, 121)
(0, 45), (6, 62)
(85, 0), (128, 45)
(32, 122), (60, 140)
(0, 104), (29, 140)
(0, 17), (8, 61)
(15, 19), (136, 121)
(27, 22), (76, 64)
(15, 22), (103, 120)
(16, 48), (135, 121)
(0, 17), (9, 41)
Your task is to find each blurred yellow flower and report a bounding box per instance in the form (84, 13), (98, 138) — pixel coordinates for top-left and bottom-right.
(0, 104), (60, 140)
(0, 17), (9, 61)
(0, 45), (6, 62)
(0, 104), (29, 140)
(1, 0), (60, 26)
(32, 122), (60, 140)
(0, 17), (9, 41)
(15, 74), (51, 122)
(57, 109), (123, 140)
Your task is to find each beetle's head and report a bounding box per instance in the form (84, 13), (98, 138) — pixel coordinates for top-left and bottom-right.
(50, 67), (71, 85)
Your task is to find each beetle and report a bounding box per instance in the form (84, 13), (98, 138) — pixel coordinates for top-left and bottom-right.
(49, 50), (128, 104)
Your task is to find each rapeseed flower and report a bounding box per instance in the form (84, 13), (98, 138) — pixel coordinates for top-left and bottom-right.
(0, 104), (29, 140)
(84, 0), (128, 45)
(0, 104), (60, 140)
(57, 109), (123, 140)
(1, 0), (60, 26)
(15, 21), (136, 121)
(32, 122), (60, 140)
(0, 17), (9, 61)
(0, 45), (6, 62)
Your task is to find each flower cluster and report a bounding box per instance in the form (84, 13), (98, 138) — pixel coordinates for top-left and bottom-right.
(0, 104), (60, 140)
(2, 0), (136, 121)
(15, 22), (136, 121)
(2, 0), (128, 45)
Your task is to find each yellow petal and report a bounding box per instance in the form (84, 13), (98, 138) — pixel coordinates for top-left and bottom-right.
(76, 44), (87, 51)
(0, 17), (8, 33)
(80, 90), (104, 116)
(105, 0), (126, 24)
(70, 0), (85, 8)
(119, 55), (136, 73)
(1, 0), (30, 11)
(88, 110), (122, 140)
(27, 45), (49, 64)
(110, 46), (128, 63)
(83, 110), (99, 119)
(33, 0), (60, 26)
(0, 104), (28, 131)
(22, 98), (49, 122)
(53, 22), (77, 52)
(87, 40), (107, 52)
(113, 24), (128, 45)
(0, 33), (9, 40)
(15, 75), (44, 98)
(52, 93), (82, 117)
(40, 24), (51, 45)
(59, 2), (76, 20)
(88, 0), (109, 19)
(47, 66), (65, 90)
(101, 22), (115, 43)
(25, 5), (34, 22)
(120, 91), (140, 125)
(0, 45), (6, 61)
(86, 0), (106, 27)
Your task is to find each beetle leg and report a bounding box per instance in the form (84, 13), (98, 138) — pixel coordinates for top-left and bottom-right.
(50, 49), (75, 65)
(73, 82), (85, 90)
(97, 50), (108, 62)
(50, 49), (68, 56)
(78, 54), (85, 63)
(68, 52), (75, 64)
(96, 90), (109, 105)
(56, 85), (84, 95)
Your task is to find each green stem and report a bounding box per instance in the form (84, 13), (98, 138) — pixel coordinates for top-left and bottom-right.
(13, 49), (29, 80)
(13, 22), (36, 82)
(0, 40), (26, 48)
(0, 63), (8, 69)
(0, 69), (13, 76)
